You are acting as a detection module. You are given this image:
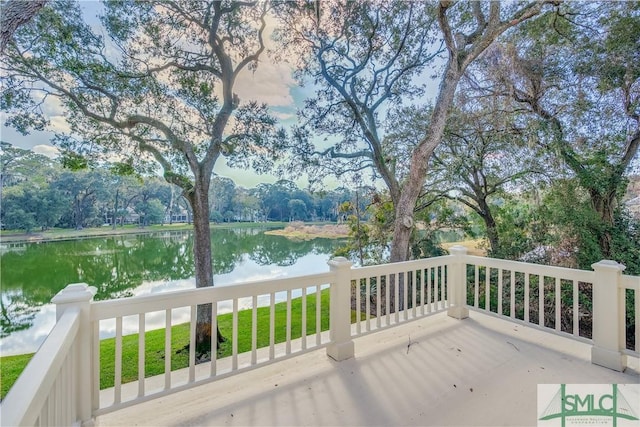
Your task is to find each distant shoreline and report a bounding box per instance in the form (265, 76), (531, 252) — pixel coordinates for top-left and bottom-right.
(0, 222), (290, 244)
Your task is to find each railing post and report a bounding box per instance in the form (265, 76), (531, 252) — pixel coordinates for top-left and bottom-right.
(447, 245), (469, 320)
(52, 283), (97, 426)
(590, 260), (626, 372)
(327, 257), (355, 361)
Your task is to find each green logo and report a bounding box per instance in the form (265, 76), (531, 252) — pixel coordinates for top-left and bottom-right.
(539, 384), (639, 427)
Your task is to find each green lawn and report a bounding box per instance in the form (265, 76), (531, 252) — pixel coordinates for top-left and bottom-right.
(1, 289), (349, 399)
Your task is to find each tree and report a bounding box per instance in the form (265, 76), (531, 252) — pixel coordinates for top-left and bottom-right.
(277, 0), (554, 263)
(2, 0), (284, 351)
(136, 198), (165, 226)
(105, 173), (139, 228)
(287, 198), (307, 221)
(53, 169), (107, 229)
(483, 1), (640, 258)
(209, 176), (236, 221)
(0, 141), (55, 188)
(232, 187), (260, 222)
(433, 96), (544, 255)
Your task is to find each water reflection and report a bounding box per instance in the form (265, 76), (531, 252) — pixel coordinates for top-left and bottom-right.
(0, 228), (342, 355)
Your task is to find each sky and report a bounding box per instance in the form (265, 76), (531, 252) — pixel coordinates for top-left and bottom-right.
(0, 1), (314, 188)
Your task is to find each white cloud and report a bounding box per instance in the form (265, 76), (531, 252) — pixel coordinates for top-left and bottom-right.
(233, 14), (296, 108)
(32, 144), (59, 158)
(271, 111), (296, 121)
(49, 115), (71, 134)
(234, 63), (295, 107)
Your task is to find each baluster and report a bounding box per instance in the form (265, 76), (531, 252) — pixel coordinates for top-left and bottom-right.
(366, 277), (371, 331)
(315, 285), (321, 346)
(412, 269), (417, 319)
(572, 280), (579, 337)
(189, 306), (196, 381)
(524, 274), (530, 323)
(555, 277), (561, 331)
(252, 295), (258, 364)
(474, 265), (479, 308)
(232, 299), (239, 370)
(374, 277), (380, 329)
(93, 322), (100, 411)
(211, 301), (217, 376)
(403, 272), (409, 320)
(138, 313), (145, 397)
(114, 317), (122, 404)
(302, 287), (307, 350)
(510, 271), (516, 319)
(286, 289), (292, 355)
(427, 268), (432, 313)
(498, 269), (503, 316)
(394, 274), (399, 322)
(485, 267), (490, 312)
(164, 309), (171, 390)
(269, 292), (275, 360)
(355, 280), (361, 335)
(538, 275), (544, 327)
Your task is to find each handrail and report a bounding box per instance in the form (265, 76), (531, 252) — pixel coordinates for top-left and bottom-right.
(91, 271), (335, 320)
(461, 254), (595, 282)
(1, 308), (81, 426)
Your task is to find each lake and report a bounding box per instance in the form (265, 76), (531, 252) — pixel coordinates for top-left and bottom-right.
(0, 227), (343, 356)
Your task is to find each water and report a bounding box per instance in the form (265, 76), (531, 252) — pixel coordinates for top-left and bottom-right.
(0, 227), (343, 356)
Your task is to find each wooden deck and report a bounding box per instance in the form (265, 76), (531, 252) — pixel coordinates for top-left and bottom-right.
(96, 311), (639, 426)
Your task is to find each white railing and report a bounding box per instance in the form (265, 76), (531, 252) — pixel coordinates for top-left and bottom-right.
(1, 249), (637, 426)
(349, 256), (453, 337)
(1, 280), (96, 427)
(1, 309), (80, 426)
(91, 271), (335, 416)
(463, 255), (595, 342)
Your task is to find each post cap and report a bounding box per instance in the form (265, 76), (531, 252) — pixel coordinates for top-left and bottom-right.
(328, 256), (353, 268)
(591, 260), (626, 273)
(51, 283), (97, 305)
(448, 245), (469, 255)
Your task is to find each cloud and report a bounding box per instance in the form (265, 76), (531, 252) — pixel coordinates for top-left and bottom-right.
(49, 115), (71, 134)
(233, 14), (296, 108)
(235, 66), (295, 107)
(32, 144), (59, 158)
(271, 111), (296, 121)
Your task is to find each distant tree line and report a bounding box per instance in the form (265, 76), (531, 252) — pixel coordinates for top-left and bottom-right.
(0, 142), (362, 233)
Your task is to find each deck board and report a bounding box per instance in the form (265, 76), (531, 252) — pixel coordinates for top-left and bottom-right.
(96, 311), (639, 427)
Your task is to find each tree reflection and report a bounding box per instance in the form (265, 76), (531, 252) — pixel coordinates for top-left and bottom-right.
(0, 228), (342, 338)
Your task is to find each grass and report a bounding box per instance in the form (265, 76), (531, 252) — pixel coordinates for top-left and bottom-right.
(0, 353), (34, 399)
(0, 289), (353, 399)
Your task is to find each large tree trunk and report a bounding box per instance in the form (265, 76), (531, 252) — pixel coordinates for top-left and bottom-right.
(390, 65), (462, 264)
(189, 182), (224, 355)
(388, 2), (548, 264)
(478, 198), (499, 256)
(388, 64), (462, 313)
(589, 189), (617, 259)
